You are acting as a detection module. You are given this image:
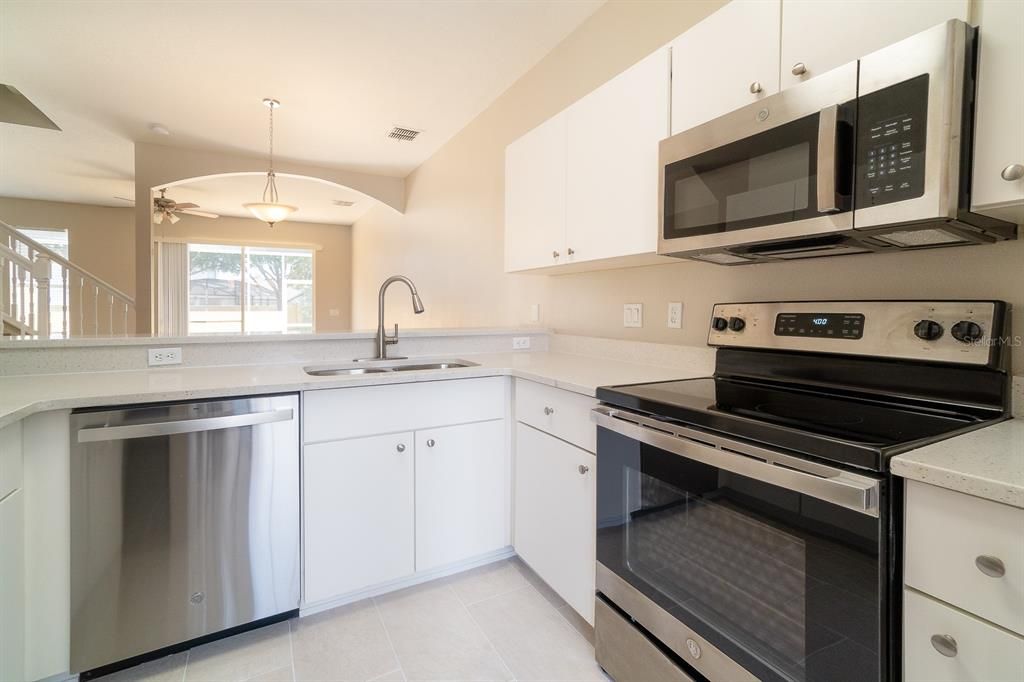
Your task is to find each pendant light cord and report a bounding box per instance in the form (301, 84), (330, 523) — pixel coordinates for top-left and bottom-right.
(262, 104), (279, 203)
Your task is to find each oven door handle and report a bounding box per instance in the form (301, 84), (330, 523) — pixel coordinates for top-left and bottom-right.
(816, 104), (840, 214)
(591, 406), (880, 517)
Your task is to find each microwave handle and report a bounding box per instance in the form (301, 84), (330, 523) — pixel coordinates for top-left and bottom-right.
(816, 104), (840, 213)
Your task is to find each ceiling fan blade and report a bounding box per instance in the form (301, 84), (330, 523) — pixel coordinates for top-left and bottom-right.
(179, 209), (220, 219)
(173, 202), (199, 210)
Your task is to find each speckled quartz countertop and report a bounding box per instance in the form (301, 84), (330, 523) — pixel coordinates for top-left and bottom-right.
(0, 351), (709, 430)
(891, 419), (1024, 508)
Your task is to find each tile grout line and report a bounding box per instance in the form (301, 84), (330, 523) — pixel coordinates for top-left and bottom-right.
(372, 596), (408, 682)
(452, 584), (517, 682)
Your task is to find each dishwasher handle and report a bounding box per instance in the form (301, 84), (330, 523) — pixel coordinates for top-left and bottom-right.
(77, 408), (295, 443)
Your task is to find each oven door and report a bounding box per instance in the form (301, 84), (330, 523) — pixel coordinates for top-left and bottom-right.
(593, 407), (890, 682)
(658, 62), (857, 262)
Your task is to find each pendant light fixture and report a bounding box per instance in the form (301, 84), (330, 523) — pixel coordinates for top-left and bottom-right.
(244, 98), (297, 227)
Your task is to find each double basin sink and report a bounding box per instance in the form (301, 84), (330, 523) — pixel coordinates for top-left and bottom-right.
(304, 360), (478, 377)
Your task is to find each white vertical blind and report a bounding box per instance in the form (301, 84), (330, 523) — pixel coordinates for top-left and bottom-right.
(157, 241), (189, 336)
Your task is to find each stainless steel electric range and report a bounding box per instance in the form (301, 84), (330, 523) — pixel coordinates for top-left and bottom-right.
(592, 300), (1011, 682)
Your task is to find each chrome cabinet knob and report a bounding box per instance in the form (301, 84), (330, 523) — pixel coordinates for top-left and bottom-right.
(543, 406), (554, 415)
(749, 81), (763, 94)
(567, 248), (575, 256)
(1001, 163), (1024, 181)
(930, 634), (958, 658)
(426, 438), (436, 448)
(791, 62), (807, 76)
(552, 250), (560, 259)
(396, 443), (406, 453)
(578, 464), (590, 475)
(975, 555), (1006, 578)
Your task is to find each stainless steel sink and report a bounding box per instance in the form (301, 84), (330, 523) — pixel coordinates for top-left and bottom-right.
(304, 359), (477, 377)
(305, 367), (392, 376)
(389, 362), (475, 371)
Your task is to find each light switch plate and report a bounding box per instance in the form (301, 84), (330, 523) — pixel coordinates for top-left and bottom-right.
(148, 347), (182, 366)
(623, 303), (643, 328)
(529, 304), (540, 322)
(512, 336), (531, 350)
(668, 302), (683, 329)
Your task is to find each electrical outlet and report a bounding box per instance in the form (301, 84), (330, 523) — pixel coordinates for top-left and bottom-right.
(148, 347), (182, 367)
(668, 302), (683, 329)
(623, 303), (643, 328)
(512, 336), (531, 350)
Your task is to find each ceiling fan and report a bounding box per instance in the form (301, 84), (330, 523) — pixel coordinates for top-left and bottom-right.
(151, 188), (219, 224)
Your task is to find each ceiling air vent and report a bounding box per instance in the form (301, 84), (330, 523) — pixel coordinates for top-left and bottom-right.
(332, 199), (356, 207)
(387, 126), (422, 142)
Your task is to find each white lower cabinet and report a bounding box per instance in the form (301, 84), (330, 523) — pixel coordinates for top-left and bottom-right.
(904, 588), (1024, 682)
(514, 422), (595, 625)
(0, 489), (24, 682)
(416, 420), (507, 572)
(303, 432), (416, 603)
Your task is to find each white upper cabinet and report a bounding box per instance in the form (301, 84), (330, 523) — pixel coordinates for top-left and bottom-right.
(565, 47), (670, 264)
(504, 112), (568, 272)
(670, 0), (781, 134)
(780, 0), (969, 89)
(971, 0), (1024, 222)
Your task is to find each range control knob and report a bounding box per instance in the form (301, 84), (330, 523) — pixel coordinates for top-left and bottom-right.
(711, 316), (729, 331)
(913, 319), (944, 341)
(728, 316), (746, 332)
(951, 320), (983, 343)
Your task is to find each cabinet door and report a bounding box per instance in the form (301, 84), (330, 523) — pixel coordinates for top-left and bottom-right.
(514, 423), (595, 625)
(303, 432), (415, 603)
(415, 420), (507, 571)
(671, 0), (781, 134)
(971, 0), (1024, 221)
(565, 48), (670, 263)
(504, 112), (567, 272)
(0, 490), (24, 682)
(780, 0), (969, 89)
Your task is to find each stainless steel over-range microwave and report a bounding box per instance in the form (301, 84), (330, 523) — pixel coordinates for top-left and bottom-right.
(658, 19), (1017, 265)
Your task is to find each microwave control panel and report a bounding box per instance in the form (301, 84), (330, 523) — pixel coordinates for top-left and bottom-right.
(856, 74), (929, 208)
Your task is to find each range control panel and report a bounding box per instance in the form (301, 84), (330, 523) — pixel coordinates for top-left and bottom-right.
(856, 74), (929, 208)
(775, 312), (865, 339)
(708, 301), (1004, 367)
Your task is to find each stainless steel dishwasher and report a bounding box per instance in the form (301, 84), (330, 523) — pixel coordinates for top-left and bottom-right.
(69, 394), (300, 675)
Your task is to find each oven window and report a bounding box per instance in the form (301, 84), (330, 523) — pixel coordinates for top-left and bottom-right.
(664, 113), (842, 239)
(597, 427), (886, 682)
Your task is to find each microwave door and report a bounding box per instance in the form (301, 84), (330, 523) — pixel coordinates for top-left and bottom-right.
(658, 61), (857, 258)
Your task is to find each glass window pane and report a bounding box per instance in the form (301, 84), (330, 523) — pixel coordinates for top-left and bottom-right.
(188, 243), (242, 334)
(244, 246), (313, 334)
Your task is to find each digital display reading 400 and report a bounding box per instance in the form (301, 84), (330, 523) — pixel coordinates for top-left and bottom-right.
(775, 313), (865, 339)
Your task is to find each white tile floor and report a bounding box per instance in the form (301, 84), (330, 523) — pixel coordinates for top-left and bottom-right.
(99, 558), (605, 682)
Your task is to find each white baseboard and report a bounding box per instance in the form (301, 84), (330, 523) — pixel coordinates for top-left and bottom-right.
(299, 546), (516, 617)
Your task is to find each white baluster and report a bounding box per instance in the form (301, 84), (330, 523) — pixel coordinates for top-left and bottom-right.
(123, 302), (128, 336)
(93, 285), (99, 336)
(79, 275), (84, 336)
(62, 265), (69, 338)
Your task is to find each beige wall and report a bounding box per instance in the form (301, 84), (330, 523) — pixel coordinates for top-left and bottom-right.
(155, 213), (353, 331)
(352, 0), (1024, 369)
(0, 196), (135, 296)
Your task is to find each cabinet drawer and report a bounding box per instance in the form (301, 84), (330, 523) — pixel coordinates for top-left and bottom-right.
(304, 377), (505, 443)
(0, 421), (22, 500)
(904, 588), (1024, 682)
(515, 379), (598, 452)
(905, 481), (1024, 635)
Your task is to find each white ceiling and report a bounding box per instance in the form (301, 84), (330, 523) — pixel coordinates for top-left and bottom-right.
(164, 174), (375, 226)
(0, 0), (602, 215)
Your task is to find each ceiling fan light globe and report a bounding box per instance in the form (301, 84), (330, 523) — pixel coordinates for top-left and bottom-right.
(244, 202), (297, 226)
(168, 212), (180, 224)
(153, 211), (163, 225)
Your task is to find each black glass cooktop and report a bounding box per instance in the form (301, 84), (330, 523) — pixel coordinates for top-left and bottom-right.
(596, 376), (999, 472)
